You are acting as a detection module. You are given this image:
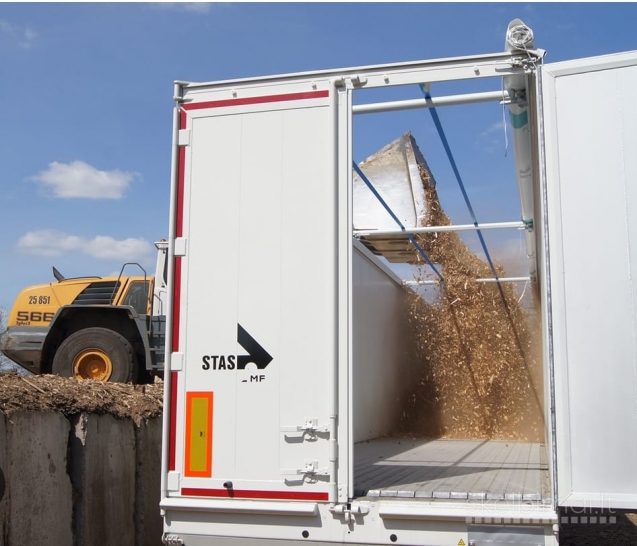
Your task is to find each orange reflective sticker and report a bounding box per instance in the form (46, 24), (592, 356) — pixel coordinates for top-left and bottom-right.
(184, 392), (213, 477)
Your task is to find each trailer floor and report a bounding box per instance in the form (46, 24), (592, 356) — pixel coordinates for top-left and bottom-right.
(354, 437), (550, 502)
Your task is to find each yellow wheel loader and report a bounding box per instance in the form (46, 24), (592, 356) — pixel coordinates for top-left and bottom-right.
(0, 241), (168, 384)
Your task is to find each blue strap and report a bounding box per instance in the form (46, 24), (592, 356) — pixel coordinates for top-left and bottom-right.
(420, 85), (500, 281)
(353, 162), (444, 282)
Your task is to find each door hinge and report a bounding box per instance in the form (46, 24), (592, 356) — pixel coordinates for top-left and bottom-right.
(178, 129), (191, 146)
(174, 237), (187, 257)
(333, 75), (368, 89)
(166, 471), (181, 492)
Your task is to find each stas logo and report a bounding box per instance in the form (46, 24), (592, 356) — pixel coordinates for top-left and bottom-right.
(202, 354), (236, 370)
(202, 324), (272, 371)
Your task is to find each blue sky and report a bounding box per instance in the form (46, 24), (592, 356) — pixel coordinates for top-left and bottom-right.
(1, 2), (637, 311)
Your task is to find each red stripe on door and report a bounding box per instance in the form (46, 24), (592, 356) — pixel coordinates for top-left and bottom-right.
(175, 146), (186, 238)
(171, 257), (182, 352)
(172, 106), (186, 353)
(181, 488), (329, 501)
(168, 87), (189, 474)
(182, 90), (329, 112)
(168, 371), (179, 471)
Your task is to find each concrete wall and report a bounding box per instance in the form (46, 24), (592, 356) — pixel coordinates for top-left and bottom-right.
(0, 411), (162, 546)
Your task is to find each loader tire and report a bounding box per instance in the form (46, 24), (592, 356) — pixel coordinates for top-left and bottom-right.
(52, 327), (138, 383)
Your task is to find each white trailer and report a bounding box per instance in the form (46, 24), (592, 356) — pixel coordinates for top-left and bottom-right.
(160, 20), (637, 546)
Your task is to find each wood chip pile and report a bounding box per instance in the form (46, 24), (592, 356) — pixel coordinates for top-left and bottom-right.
(0, 373), (163, 424)
(400, 168), (544, 441)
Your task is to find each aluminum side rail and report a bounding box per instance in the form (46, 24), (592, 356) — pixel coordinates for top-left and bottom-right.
(353, 89), (515, 115)
(405, 277), (531, 286)
(355, 221), (525, 238)
(175, 50), (545, 104)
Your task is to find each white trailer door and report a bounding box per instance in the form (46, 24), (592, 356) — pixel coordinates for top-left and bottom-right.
(541, 51), (637, 509)
(167, 88), (337, 503)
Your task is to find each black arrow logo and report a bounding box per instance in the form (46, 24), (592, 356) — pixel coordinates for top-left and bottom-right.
(237, 324), (273, 370)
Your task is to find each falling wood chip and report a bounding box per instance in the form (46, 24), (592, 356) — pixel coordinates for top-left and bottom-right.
(399, 168), (545, 442)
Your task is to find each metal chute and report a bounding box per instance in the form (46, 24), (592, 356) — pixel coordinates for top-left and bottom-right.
(353, 132), (435, 263)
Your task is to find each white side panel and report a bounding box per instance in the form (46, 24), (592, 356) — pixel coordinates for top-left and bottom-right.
(542, 51), (637, 509)
(352, 241), (412, 443)
(174, 96), (335, 500)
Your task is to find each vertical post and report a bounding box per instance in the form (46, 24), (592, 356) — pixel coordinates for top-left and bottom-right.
(335, 79), (353, 505)
(160, 101), (182, 505)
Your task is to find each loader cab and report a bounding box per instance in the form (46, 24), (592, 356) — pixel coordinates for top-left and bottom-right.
(121, 279), (153, 316)
(108, 240), (168, 318)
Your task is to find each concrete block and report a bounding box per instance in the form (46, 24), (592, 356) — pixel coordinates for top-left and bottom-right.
(7, 411), (73, 546)
(135, 417), (163, 546)
(0, 414), (8, 546)
(71, 413), (135, 546)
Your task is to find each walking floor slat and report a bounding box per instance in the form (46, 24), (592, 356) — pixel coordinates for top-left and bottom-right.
(354, 438), (550, 502)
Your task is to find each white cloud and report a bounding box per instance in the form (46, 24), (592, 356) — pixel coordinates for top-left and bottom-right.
(17, 230), (154, 261)
(31, 161), (135, 199)
(479, 120), (509, 155)
(0, 19), (38, 49)
(155, 2), (214, 14)
(480, 121), (505, 138)
(83, 236), (152, 260)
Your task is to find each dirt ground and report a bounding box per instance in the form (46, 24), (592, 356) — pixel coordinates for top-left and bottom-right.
(0, 372), (163, 425)
(559, 510), (637, 545)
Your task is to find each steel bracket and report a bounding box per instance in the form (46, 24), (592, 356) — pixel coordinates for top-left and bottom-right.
(162, 534), (184, 546)
(281, 460), (330, 477)
(281, 419), (330, 437)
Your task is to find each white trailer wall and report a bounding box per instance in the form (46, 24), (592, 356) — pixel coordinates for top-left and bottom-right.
(167, 89), (337, 502)
(352, 240), (414, 443)
(541, 51), (637, 509)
